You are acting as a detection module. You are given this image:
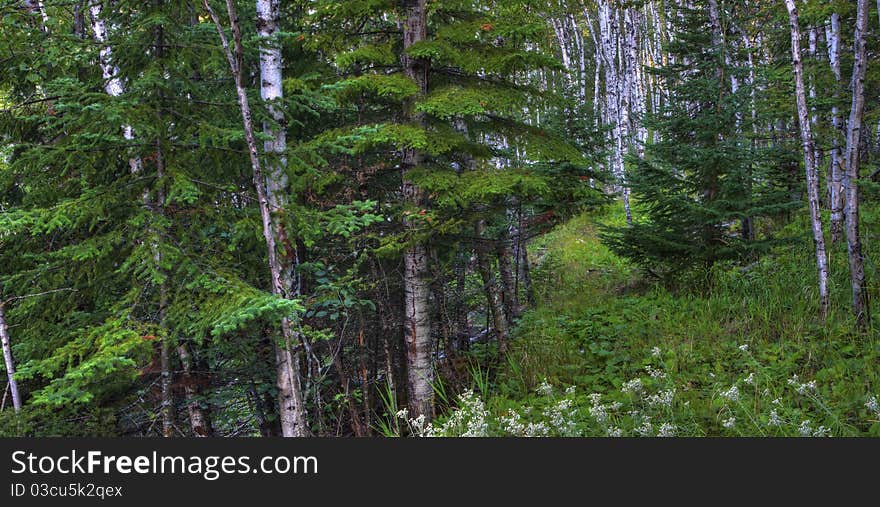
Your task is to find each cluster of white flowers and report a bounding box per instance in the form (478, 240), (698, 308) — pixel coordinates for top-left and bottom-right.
(798, 419), (813, 437)
(796, 419), (831, 437)
(651, 346), (662, 358)
(866, 395), (880, 416)
(657, 423), (676, 437)
(647, 388), (675, 408)
(787, 375), (817, 395)
(499, 410), (549, 437)
(744, 372), (755, 385)
(738, 344), (749, 352)
(544, 398), (578, 436)
(429, 389), (489, 437)
(720, 385), (740, 402)
(645, 364), (667, 380)
(621, 378), (644, 396)
(635, 418), (653, 437)
(768, 409), (782, 426)
(722, 417), (736, 429)
(606, 426), (623, 437)
(588, 399), (609, 424)
(537, 379), (554, 397)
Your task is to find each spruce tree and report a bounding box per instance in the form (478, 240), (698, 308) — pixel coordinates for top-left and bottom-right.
(602, 1), (791, 279)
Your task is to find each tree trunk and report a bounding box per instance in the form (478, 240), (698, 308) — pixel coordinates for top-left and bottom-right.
(497, 238), (519, 322)
(825, 12), (845, 244)
(400, 0), (434, 421)
(256, 0), (312, 437)
(0, 305), (22, 412)
(204, 0), (309, 435)
(475, 220), (509, 354)
(177, 344), (212, 437)
(88, 2), (142, 176)
(843, 0), (871, 327)
(785, 0), (830, 319)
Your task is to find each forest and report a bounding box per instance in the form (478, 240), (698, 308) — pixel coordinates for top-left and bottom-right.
(0, 0), (878, 438)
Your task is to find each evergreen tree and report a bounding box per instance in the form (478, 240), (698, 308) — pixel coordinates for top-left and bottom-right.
(602, 1), (791, 279)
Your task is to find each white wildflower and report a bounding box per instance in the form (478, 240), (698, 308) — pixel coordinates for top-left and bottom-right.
(647, 389), (676, 408)
(651, 346), (662, 358)
(768, 409), (782, 426)
(645, 364), (667, 380)
(744, 372), (755, 385)
(589, 403), (609, 424)
(720, 385), (740, 402)
(635, 419), (653, 437)
(866, 395), (880, 415)
(798, 419), (813, 437)
(657, 423), (676, 437)
(621, 378), (644, 396)
(813, 425), (830, 437)
(536, 379), (554, 397)
(544, 398), (578, 436)
(738, 344), (749, 352)
(606, 426), (623, 437)
(524, 421), (550, 437)
(722, 417), (736, 429)
(500, 411), (525, 436)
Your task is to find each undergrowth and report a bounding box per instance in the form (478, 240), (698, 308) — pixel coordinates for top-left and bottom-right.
(405, 204), (880, 437)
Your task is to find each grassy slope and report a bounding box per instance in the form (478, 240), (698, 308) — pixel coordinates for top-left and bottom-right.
(466, 205), (880, 436)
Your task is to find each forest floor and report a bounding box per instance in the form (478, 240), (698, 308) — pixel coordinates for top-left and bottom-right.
(425, 205), (880, 436)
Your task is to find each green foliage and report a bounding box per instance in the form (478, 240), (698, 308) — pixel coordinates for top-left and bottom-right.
(601, 3), (794, 278)
(478, 207), (880, 436)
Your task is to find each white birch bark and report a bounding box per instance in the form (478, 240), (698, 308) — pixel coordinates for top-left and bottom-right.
(204, 0), (310, 435)
(88, 2), (142, 176)
(785, 0), (830, 319)
(843, 0), (871, 327)
(598, 1), (632, 223)
(0, 304), (21, 412)
(825, 12), (845, 243)
(256, 0), (310, 438)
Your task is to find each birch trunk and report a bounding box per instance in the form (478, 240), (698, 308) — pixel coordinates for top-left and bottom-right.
(597, 1), (631, 223)
(0, 305), (22, 412)
(204, 0), (309, 435)
(785, 0), (830, 319)
(843, 0), (871, 327)
(256, 0), (311, 438)
(88, 2), (142, 176)
(401, 0), (433, 420)
(825, 12), (845, 243)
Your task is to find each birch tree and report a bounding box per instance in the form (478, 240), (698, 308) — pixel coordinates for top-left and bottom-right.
(784, 0), (830, 319)
(0, 304), (21, 412)
(204, 0), (309, 435)
(843, 0), (871, 327)
(825, 12), (845, 243)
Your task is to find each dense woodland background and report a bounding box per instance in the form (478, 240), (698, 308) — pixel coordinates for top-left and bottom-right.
(1, 0), (879, 437)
